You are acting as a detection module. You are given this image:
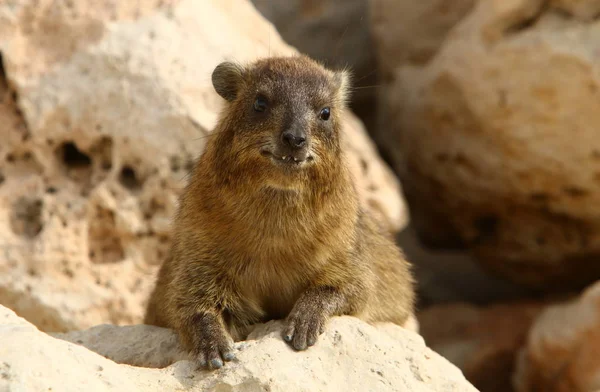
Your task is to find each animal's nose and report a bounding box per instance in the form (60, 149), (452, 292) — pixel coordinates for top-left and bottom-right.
(281, 131), (307, 149)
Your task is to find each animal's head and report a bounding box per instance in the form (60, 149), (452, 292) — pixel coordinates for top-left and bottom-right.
(210, 55), (351, 191)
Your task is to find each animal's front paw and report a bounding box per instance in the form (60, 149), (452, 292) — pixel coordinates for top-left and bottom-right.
(282, 307), (328, 351)
(185, 313), (235, 370)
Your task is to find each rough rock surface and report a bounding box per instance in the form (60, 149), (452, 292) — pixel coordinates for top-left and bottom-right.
(387, 0), (600, 290)
(419, 302), (544, 392)
(0, 0), (406, 332)
(251, 0), (380, 130)
(0, 305), (479, 392)
(514, 281), (600, 392)
(0, 305), (181, 391)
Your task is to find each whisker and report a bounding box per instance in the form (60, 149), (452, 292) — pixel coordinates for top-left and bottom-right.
(351, 84), (383, 90)
(232, 141), (261, 162)
(333, 23), (350, 61)
(189, 129), (226, 141)
(352, 68), (379, 84)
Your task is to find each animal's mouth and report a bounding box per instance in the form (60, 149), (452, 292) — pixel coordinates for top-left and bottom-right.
(260, 148), (314, 165)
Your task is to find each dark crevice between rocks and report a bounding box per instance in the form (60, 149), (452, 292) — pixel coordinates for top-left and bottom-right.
(506, 15), (538, 34)
(505, 2), (550, 35)
(397, 225), (533, 310)
(472, 215), (499, 245)
(403, 188), (468, 251)
(545, 4), (600, 22)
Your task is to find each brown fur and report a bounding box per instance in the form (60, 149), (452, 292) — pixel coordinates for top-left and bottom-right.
(144, 55), (415, 369)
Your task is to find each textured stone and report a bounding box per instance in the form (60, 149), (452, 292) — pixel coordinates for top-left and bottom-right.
(0, 305), (181, 392)
(419, 302), (544, 392)
(52, 323), (188, 369)
(515, 281), (600, 392)
(0, 0), (406, 332)
(1, 305), (478, 392)
(387, 0), (600, 290)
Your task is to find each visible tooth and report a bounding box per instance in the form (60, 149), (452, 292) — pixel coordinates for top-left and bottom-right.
(281, 156), (287, 160)
(293, 157), (298, 162)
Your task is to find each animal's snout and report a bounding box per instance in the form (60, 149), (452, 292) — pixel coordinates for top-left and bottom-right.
(281, 130), (307, 150)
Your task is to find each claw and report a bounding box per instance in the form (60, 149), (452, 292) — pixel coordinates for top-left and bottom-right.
(210, 358), (223, 369)
(223, 351), (235, 361)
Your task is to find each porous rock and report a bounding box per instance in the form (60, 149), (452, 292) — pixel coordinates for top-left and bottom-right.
(0, 305), (479, 392)
(0, 0), (406, 332)
(0, 305), (182, 392)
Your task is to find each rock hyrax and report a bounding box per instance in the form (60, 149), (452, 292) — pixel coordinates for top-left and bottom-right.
(144, 55), (415, 369)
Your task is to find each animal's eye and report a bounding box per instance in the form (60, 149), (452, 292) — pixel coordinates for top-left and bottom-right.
(254, 96), (268, 112)
(319, 107), (330, 121)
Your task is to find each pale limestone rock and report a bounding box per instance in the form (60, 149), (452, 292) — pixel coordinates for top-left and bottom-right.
(52, 323), (188, 369)
(514, 282), (600, 392)
(0, 305), (479, 392)
(387, 0), (600, 289)
(0, 305), (182, 392)
(0, 0), (405, 332)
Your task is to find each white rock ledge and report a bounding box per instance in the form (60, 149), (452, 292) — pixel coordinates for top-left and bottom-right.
(0, 305), (478, 392)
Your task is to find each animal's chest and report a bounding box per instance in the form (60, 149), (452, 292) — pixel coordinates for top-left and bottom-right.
(235, 246), (318, 321)
(224, 208), (332, 321)
(253, 272), (306, 320)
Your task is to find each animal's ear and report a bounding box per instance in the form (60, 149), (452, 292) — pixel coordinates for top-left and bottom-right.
(332, 69), (352, 104)
(212, 61), (245, 102)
